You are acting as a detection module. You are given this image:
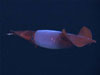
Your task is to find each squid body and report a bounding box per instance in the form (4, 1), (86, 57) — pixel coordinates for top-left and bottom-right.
(7, 26), (96, 49)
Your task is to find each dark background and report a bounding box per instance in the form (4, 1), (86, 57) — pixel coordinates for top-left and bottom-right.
(1, 0), (100, 75)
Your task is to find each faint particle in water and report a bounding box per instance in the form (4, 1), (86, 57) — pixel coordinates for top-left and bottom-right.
(7, 26), (96, 49)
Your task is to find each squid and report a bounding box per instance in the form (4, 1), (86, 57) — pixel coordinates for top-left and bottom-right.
(7, 26), (96, 49)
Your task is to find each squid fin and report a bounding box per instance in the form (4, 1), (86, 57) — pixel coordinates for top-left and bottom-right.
(61, 28), (96, 47)
(62, 29), (67, 36)
(62, 29), (87, 47)
(68, 26), (96, 47)
(78, 26), (92, 39)
(68, 36), (89, 47)
(61, 29), (73, 42)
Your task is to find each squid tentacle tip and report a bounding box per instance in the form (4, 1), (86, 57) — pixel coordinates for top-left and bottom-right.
(7, 33), (14, 35)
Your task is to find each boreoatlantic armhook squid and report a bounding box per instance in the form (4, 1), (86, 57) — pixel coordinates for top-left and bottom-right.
(7, 26), (96, 49)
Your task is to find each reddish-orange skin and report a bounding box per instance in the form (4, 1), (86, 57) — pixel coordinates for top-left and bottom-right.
(8, 26), (96, 49)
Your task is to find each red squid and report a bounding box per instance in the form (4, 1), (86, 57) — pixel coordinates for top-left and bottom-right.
(7, 26), (96, 49)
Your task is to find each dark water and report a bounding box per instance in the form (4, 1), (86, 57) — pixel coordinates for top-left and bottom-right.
(1, 0), (100, 75)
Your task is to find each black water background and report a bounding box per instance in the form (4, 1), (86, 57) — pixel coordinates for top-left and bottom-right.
(1, 0), (100, 75)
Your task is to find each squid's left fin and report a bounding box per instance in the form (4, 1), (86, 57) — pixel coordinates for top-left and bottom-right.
(78, 26), (92, 39)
